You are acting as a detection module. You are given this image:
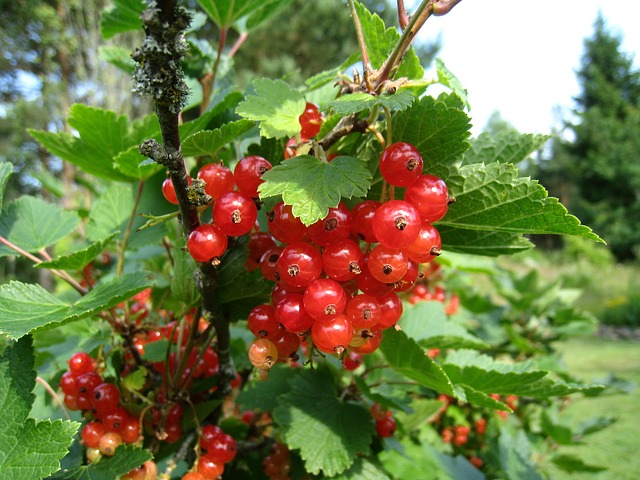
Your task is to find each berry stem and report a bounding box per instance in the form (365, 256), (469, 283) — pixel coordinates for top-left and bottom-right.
(347, 0), (373, 91)
(397, 0), (410, 29)
(36, 376), (70, 420)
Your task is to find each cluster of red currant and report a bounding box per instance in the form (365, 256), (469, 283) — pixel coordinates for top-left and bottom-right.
(59, 353), (141, 459)
(262, 442), (292, 480)
(180, 425), (237, 480)
(370, 403), (397, 438)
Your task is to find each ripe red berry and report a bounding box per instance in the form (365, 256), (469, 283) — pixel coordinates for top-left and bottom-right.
(197, 163), (235, 200)
(187, 224), (228, 263)
(68, 352), (95, 376)
(303, 278), (347, 321)
(404, 174), (449, 222)
(322, 239), (363, 282)
(92, 383), (121, 414)
(307, 202), (352, 246)
(60, 371), (79, 396)
(277, 241), (322, 289)
(403, 221), (442, 264)
(82, 421), (107, 448)
(271, 329), (301, 360)
(200, 425), (223, 451)
(275, 293), (315, 334)
(259, 246), (283, 281)
(120, 416), (141, 444)
(354, 255), (395, 297)
(367, 245), (409, 284)
(299, 102), (323, 138)
(379, 142), (423, 187)
(248, 304), (281, 338)
(351, 200), (381, 243)
(266, 202), (307, 243)
(197, 453), (225, 478)
(76, 371), (102, 397)
(372, 200), (421, 248)
(311, 314), (353, 355)
(350, 326), (383, 354)
(375, 415), (397, 437)
(103, 407), (129, 432)
(162, 176), (192, 205)
(234, 155), (272, 198)
(212, 191), (258, 237)
(346, 294), (381, 329)
(376, 292), (403, 329)
(204, 432), (237, 464)
(342, 351), (363, 370)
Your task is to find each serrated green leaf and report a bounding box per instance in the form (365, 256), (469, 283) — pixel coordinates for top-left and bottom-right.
(236, 79), (305, 139)
(114, 146), (164, 180)
(438, 226), (534, 256)
(550, 454), (606, 473)
(331, 457), (391, 480)
(100, 0), (145, 39)
(0, 196), (79, 257)
(35, 233), (118, 271)
(392, 96), (472, 181)
(237, 365), (297, 412)
(28, 105), (134, 182)
(51, 444), (152, 480)
(86, 184), (135, 243)
(465, 131), (551, 165)
(322, 90), (414, 116)
(0, 336), (79, 480)
(179, 92), (243, 140)
(98, 45), (136, 74)
(354, 1), (423, 80)
(273, 366), (374, 476)
(196, 0), (262, 28)
(182, 119), (255, 157)
(0, 161), (12, 207)
(455, 384), (511, 411)
(121, 366), (148, 392)
(0, 273), (152, 339)
(439, 163), (604, 242)
(245, 0), (294, 31)
(399, 301), (489, 349)
(141, 340), (170, 363)
(379, 328), (455, 396)
(436, 58), (470, 110)
(258, 155), (371, 225)
(394, 398), (444, 432)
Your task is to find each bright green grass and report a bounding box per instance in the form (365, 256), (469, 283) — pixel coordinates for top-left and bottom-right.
(546, 337), (640, 479)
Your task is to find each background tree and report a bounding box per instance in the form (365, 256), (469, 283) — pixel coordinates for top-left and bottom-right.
(537, 14), (640, 261)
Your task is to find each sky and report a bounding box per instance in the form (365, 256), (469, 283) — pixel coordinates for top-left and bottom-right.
(412, 1), (640, 136)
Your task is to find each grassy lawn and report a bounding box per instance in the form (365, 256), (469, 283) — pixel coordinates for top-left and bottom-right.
(546, 337), (640, 479)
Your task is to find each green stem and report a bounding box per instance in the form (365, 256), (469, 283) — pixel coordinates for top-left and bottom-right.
(347, 0), (372, 89)
(117, 180), (145, 276)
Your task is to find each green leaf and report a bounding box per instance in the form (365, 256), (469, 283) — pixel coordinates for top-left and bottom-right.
(0, 336), (79, 480)
(379, 328), (455, 396)
(98, 45), (136, 74)
(141, 340), (170, 363)
(399, 301), (489, 350)
(237, 365), (297, 412)
(236, 79), (306, 139)
(550, 454), (606, 473)
(438, 163), (604, 242)
(196, 0), (262, 28)
(436, 58), (470, 110)
(86, 184), (135, 243)
(258, 155), (372, 226)
(0, 272), (152, 339)
(179, 91), (243, 140)
(182, 120), (255, 157)
(354, 2), (423, 80)
(101, 0), (146, 39)
(170, 239), (200, 309)
(0, 161), (12, 207)
(331, 457), (391, 480)
(35, 233), (118, 271)
(438, 227), (534, 256)
(51, 444), (152, 480)
(322, 90), (414, 116)
(273, 366), (374, 476)
(394, 398), (445, 432)
(0, 196), (79, 257)
(28, 105), (133, 182)
(114, 147), (164, 180)
(245, 0), (294, 31)
(465, 131), (551, 165)
(498, 428), (543, 480)
(392, 96), (472, 181)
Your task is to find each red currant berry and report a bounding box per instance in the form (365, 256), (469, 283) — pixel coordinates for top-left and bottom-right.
(103, 407), (129, 432)
(197, 163), (234, 200)
(68, 352), (95, 376)
(277, 241), (322, 288)
(351, 200), (381, 243)
(249, 338), (279, 370)
(379, 142), (423, 187)
(60, 371), (79, 396)
(311, 314), (353, 355)
(120, 416), (141, 444)
(76, 371), (102, 397)
(162, 176), (192, 205)
(367, 245), (409, 284)
(200, 425), (223, 451)
(307, 202), (352, 246)
(342, 351), (363, 370)
(247, 232), (277, 266)
(197, 453), (225, 478)
(204, 432), (237, 464)
(350, 326), (383, 354)
(266, 202), (307, 243)
(346, 294), (381, 329)
(271, 329), (301, 361)
(92, 383), (121, 414)
(183, 473), (207, 480)
(322, 239), (363, 282)
(99, 431), (123, 456)
(247, 304), (281, 338)
(82, 421), (107, 448)
(212, 191), (258, 237)
(299, 102), (323, 138)
(403, 221), (442, 264)
(394, 260), (419, 292)
(376, 292), (403, 329)
(259, 246), (283, 281)
(375, 416), (397, 437)
(303, 278), (347, 321)
(275, 293), (315, 334)
(372, 200), (421, 248)
(187, 224), (228, 263)
(404, 174), (449, 222)
(234, 155), (272, 198)
(354, 255), (395, 297)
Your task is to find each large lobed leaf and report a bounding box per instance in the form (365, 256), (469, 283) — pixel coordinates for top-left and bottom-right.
(0, 272), (153, 339)
(259, 155), (372, 226)
(464, 130), (551, 165)
(0, 336), (79, 480)
(181, 119), (255, 157)
(273, 366), (375, 476)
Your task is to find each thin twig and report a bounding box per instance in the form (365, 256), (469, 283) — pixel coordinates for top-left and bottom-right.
(397, 0), (410, 29)
(347, 0), (373, 90)
(36, 376), (71, 420)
